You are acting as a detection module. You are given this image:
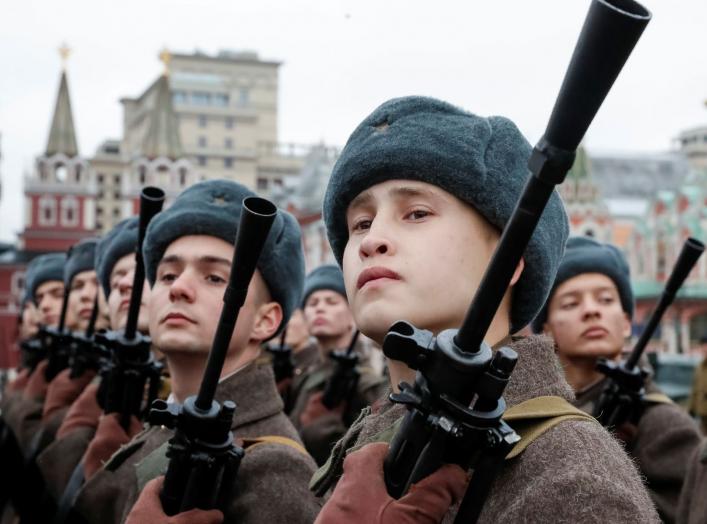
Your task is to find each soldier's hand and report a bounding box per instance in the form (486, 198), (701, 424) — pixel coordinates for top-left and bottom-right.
(43, 368), (95, 422)
(5, 368), (31, 393)
(314, 442), (468, 524)
(23, 360), (50, 400)
(126, 477), (224, 524)
(299, 391), (346, 426)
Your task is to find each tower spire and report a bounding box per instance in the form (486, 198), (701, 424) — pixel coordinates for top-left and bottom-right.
(141, 50), (182, 159)
(45, 44), (79, 157)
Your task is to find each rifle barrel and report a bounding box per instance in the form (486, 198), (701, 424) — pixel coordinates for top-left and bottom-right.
(124, 187), (165, 339)
(625, 237), (704, 369)
(195, 197), (277, 411)
(455, 0), (650, 352)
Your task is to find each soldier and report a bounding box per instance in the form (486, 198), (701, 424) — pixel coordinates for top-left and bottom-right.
(2, 253), (67, 452)
(310, 96), (659, 522)
(36, 218), (150, 504)
(76, 180), (321, 523)
(289, 264), (386, 465)
(533, 236), (701, 522)
(41, 239), (103, 433)
(688, 335), (707, 434)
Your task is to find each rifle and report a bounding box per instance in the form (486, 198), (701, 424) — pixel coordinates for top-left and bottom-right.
(44, 249), (75, 381)
(69, 296), (112, 379)
(381, 1), (650, 522)
(266, 327), (295, 384)
(96, 187), (165, 430)
(321, 329), (361, 409)
(19, 337), (47, 373)
(593, 237), (704, 428)
(149, 196), (277, 515)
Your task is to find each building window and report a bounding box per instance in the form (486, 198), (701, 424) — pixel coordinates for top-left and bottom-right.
(179, 168), (187, 186)
(273, 178), (283, 187)
(96, 220), (103, 230)
(256, 177), (268, 191)
(198, 115), (207, 128)
(198, 136), (207, 148)
(192, 91), (212, 106)
(224, 157), (234, 169)
(61, 196), (79, 227)
(39, 163), (48, 181)
(96, 207), (103, 216)
(113, 208), (120, 218)
(172, 90), (188, 105)
(97, 173), (104, 184)
(113, 174), (121, 186)
(238, 88), (249, 106)
(114, 190), (120, 199)
(224, 138), (233, 149)
(56, 164), (68, 182)
(39, 196), (57, 226)
(225, 117), (234, 129)
(197, 156), (207, 167)
(213, 93), (229, 107)
(75, 164), (82, 182)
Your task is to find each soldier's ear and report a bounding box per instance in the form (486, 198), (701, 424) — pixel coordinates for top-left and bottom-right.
(250, 301), (283, 343)
(510, 257), (525, 287)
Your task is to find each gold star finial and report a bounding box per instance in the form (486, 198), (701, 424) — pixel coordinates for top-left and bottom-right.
(58, 42), (71, 69)
(159, 48), (171, 76)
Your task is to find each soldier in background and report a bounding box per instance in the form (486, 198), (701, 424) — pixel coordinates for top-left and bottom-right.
(76, 180), (321, 524)
(289, 264), (386, 465)
(535, 236), (701, 523)
(688, 335), (707, 434)
(36, 217), (151, 503)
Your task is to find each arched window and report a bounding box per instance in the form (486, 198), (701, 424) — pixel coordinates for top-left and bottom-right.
(75, 164), (82, 183)
(139, 165), (147, 185)
(179, 168), (187, 187)
(61, 196), (79, 227)
(55, 164), (67, 182)
(38, 196), (57, 226)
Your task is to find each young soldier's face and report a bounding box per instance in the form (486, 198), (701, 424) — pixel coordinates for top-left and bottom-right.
(544, 273), (631, 360)
(67, 270), (99, 332)
(35, 280), (65, 327)
(343, 179), (501, 344)
(108, 254), (151, 332)
(149, 235), (277, 356)
(303, 290), (353, 342)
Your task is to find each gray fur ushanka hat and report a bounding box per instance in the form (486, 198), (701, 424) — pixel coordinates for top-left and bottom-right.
(95, 217), (138, 298)
(302, 264), (347, 307)
(25, 253), (67, 305)
(143, 179), (304, 328)
(531, 236), (634, 333)
(323, 96), (569, 333)
(64, 238), (99, 287)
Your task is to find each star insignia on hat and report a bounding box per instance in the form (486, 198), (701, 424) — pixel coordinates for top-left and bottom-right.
(212, 194), (228, 206)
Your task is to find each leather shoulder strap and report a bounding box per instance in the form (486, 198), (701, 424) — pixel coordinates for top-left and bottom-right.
(241, 435), (308, 455)
(503, 395), (596, 459)
(643, 392), (673, 405)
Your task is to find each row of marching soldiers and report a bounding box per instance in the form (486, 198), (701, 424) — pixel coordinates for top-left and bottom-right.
(1, 96), (707, 524)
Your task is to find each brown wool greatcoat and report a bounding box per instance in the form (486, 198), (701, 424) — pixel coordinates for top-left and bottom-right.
(676, 440), (707, 524)
(575, 376), (701, 523)
(289, 340), (387, 466)
(73, 360), (322, 524)
(312, 335), (661, 523)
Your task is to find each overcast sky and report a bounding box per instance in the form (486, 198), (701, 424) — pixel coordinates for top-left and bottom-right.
(1, 0), (705, 242)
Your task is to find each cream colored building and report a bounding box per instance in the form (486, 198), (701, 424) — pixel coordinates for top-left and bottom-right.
(92, 49), (317, 232)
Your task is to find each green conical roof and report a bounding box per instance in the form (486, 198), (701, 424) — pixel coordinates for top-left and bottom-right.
(141, 74), (182, 159)
(567, 145), (590, 181)
(45, 71), (78, 157)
